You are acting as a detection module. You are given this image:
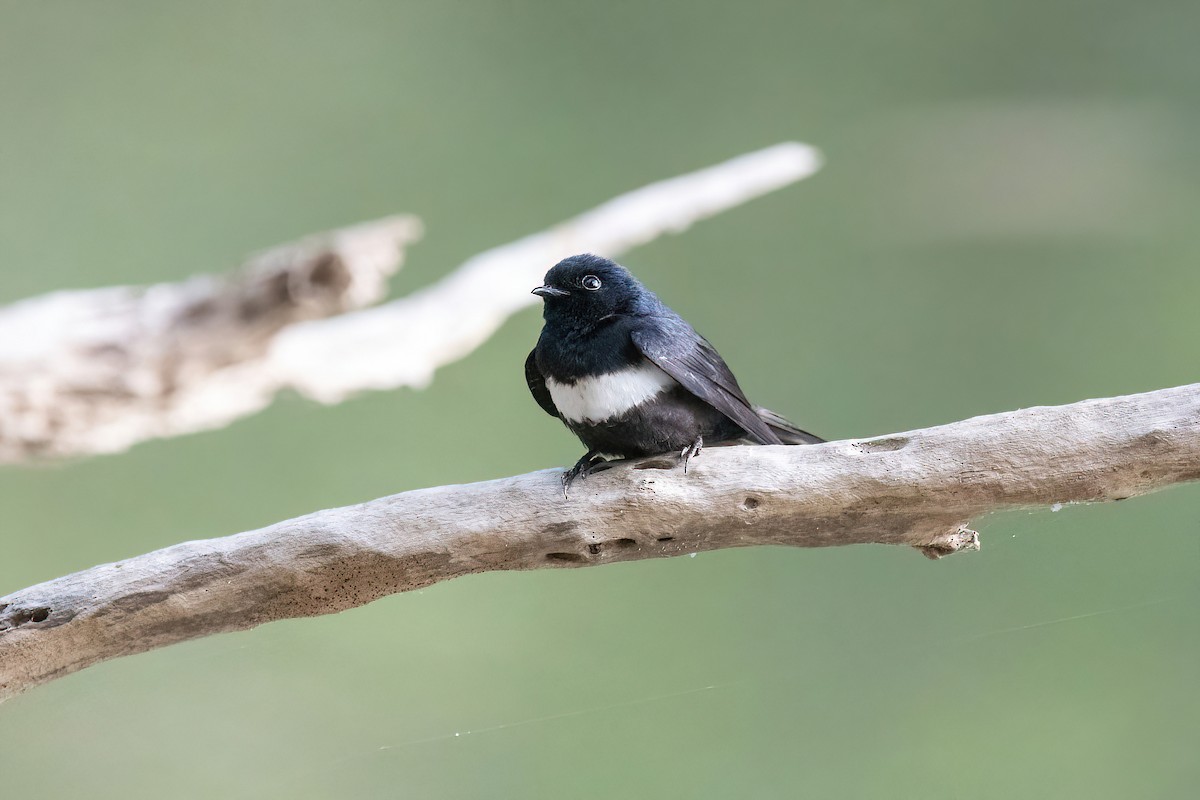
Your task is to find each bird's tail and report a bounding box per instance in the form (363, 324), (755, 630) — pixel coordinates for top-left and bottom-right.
(754, 406), (825, 445)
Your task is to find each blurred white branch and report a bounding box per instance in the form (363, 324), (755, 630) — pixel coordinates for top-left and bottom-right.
(0, 143), (822, 462)
(0, 215), (423, 462)
(2, 383), (1198, 701)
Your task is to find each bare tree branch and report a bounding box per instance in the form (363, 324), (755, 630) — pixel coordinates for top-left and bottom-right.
(0, 142), (822, 462)
(3, 383), (1197, 701)
(0, 215), (423, 462)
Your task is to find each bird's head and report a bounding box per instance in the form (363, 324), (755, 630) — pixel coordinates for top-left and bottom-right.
(532, 254), (644, 323)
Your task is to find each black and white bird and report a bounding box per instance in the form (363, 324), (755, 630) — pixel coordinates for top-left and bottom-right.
(526, 254), (823, 493)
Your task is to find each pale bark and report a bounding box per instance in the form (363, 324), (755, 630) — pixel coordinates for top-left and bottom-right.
(0, 142), (822, 461)
(2, 383), (1197, 701)
(0, 215), (422, 462)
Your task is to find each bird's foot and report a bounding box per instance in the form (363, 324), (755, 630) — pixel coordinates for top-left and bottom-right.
(562, 451), (607, 498)
(680, 436), (703, 474)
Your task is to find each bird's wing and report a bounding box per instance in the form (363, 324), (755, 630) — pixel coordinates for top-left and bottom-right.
(525, 349), (560, 419)
(631, 321), (781, 445)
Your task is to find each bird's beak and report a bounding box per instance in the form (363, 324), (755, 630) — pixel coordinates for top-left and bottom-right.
(532, 285), (570, 298)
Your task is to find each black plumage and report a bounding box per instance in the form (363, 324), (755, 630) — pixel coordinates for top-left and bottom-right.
(527, 254), (823, 492)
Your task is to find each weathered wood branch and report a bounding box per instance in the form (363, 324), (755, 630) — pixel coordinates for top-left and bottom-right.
(0, 142), (822, 462)
(0, 215), (423, 462)
(2, 383), (1197, 701)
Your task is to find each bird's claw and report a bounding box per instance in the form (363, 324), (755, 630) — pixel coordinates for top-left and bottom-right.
(562, 452), (605, 498)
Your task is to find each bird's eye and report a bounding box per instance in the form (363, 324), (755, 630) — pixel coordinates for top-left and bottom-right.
(582, 275), (602, 291)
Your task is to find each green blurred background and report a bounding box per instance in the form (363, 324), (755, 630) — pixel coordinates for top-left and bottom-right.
(2, 1), (1198, 797)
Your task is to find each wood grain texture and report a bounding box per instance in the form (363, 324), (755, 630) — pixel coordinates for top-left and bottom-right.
(2, 383), (1197, 701)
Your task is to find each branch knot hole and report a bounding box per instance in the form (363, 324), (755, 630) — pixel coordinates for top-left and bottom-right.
(554, 538), (639, 562)
(854, 436), (909, 454)
(2, 606), (51, 631)
(633, 458), (675, 471)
